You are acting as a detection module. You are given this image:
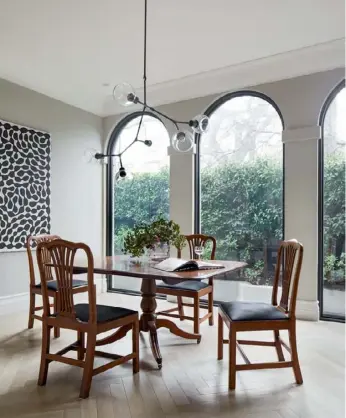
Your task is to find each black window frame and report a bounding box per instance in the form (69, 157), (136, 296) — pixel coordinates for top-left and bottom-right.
(318, 79), (345, 323)
(194, 91), (285, 303)
(106, 111), (167, 294)
(195, 90), (285, 235)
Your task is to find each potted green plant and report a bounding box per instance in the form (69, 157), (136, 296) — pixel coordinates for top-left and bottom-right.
(123, 217), (186, 260)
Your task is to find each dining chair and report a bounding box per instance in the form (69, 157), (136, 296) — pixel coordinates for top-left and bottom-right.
(27, 234), (88, 338)
(217, 239), (304, 390)
(157, 234), (217, 337)
(36, 238), (139, 399)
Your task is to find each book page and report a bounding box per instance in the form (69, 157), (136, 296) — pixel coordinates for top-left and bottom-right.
(195, 260), (224, 270)
(153, 257), (195, 272)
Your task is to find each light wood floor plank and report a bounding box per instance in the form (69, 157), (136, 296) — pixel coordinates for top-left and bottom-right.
(0, 293), (344, 418)
(110, 381), (132, 418)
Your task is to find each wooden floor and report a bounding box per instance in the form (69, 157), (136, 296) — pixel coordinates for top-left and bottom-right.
(0, 292), (344, 418)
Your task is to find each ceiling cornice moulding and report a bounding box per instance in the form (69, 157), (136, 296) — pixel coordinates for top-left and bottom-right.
(103, 38), (345, 117)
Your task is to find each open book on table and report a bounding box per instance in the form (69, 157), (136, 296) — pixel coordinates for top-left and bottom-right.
(153, 257), (224, 272)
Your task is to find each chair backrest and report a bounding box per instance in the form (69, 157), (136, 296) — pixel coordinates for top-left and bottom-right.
(26, 234), (61, 286)
(271, 239), (303, 317)
(37, 239), (96, 323)
(178, 234), (217, 260)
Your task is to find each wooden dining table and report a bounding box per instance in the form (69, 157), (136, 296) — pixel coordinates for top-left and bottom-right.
(73, 255), (246, 369)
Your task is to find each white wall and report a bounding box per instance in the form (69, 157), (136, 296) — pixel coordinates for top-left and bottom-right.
(104, 68), (345, 320)
(0, 78), (103, 297)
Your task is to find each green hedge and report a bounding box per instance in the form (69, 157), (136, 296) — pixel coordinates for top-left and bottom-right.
(113, 155), (345, 286)
(323, 154), (345, 285)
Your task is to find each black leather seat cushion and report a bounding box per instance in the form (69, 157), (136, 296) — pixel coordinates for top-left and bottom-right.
(36, 279), (87, 291)
(157, 280), (209, 292)
(75, 304), (137, 323)
(219, 301), (288, 321)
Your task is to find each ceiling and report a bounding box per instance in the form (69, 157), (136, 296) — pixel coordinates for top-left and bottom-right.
(0, 0), (344, 116)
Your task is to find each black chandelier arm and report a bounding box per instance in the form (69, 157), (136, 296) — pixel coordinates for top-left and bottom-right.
(118, 138), (136, 157)
(111, 0), (209, 157)
(94, 106), (147, 161)
(135, 105), (146, 141)
(94, 152), (120, 159)
(117, 105), (146, 156)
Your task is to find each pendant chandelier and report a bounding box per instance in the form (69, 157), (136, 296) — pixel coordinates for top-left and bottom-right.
(94, 0), (210, 178)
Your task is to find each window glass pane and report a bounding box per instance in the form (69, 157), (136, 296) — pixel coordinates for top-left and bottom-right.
(200, 95), (283, 302)
(322, 87), (346, 318)
(111, 115), (170, 292)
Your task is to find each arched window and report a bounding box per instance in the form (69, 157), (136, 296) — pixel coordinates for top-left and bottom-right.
(106, 113), (170, 293)
(319, 81), (345, 321)
(196, 91), (284, 302)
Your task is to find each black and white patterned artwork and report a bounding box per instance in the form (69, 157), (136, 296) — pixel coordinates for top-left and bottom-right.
(0, 120), (51, 251)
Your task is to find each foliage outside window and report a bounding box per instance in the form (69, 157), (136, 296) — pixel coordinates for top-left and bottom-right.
(113, 116), (170, 255)
(321, 86), (345, 318)
(199, 94), (283, 287)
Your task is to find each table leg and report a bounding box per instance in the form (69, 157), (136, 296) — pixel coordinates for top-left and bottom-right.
(156, 318), (201, 344)
(139, 278), (202, 369)
(140, 278), (162, 369)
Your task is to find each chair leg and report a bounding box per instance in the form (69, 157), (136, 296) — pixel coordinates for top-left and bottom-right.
(193, 296), (200, 335)
(132, 318), (140, 374)
(289, 323), (303, 385)
(53, 295), (60, 339)
(177, 296), (185, 320)
(208, 288), (214, 326)
(28, 292), (35, 329)
(38, 324), (51, 386)
(217, 313), (223, 360)
(80, 331), (97, 399)
(77, 331), (85, 361)
(274, 330), (285, 361)
(228, 326), (237, 390)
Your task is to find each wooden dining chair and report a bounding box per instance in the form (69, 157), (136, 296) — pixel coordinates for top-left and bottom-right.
(157, 234), (217, 337)
(27, 234), (88, 338)
(36, 238), (139, 399)
(217, 239), (304, 390)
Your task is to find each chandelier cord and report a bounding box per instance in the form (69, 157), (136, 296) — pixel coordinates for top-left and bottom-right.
(129, 0), (148, 153)
(102, 0), (211, 168)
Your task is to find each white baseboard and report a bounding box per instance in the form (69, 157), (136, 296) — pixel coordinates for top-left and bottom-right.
(0, 292), (28, 303)
(295, 299), (320, 321)
(0, 276), (106, 310)
(0, 292), (29, 315)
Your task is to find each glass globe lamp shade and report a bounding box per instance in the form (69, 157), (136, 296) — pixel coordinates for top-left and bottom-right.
(190, 114), (210, 134)
(171, 130), (194, 152)
(82, 148), (100, 164)
(113, 82), (136, 107)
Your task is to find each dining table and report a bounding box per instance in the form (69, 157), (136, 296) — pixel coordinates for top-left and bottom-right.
(73, 255), (246, 369)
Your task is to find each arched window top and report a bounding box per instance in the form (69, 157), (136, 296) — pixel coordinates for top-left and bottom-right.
(319, 79), (345, 128)
(321, 81), (346, 154)
(198, 90), (284, 129)
(108, 113), (169, 177)
(197, 91), (283, 170)
(107, 112), (169, 175)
